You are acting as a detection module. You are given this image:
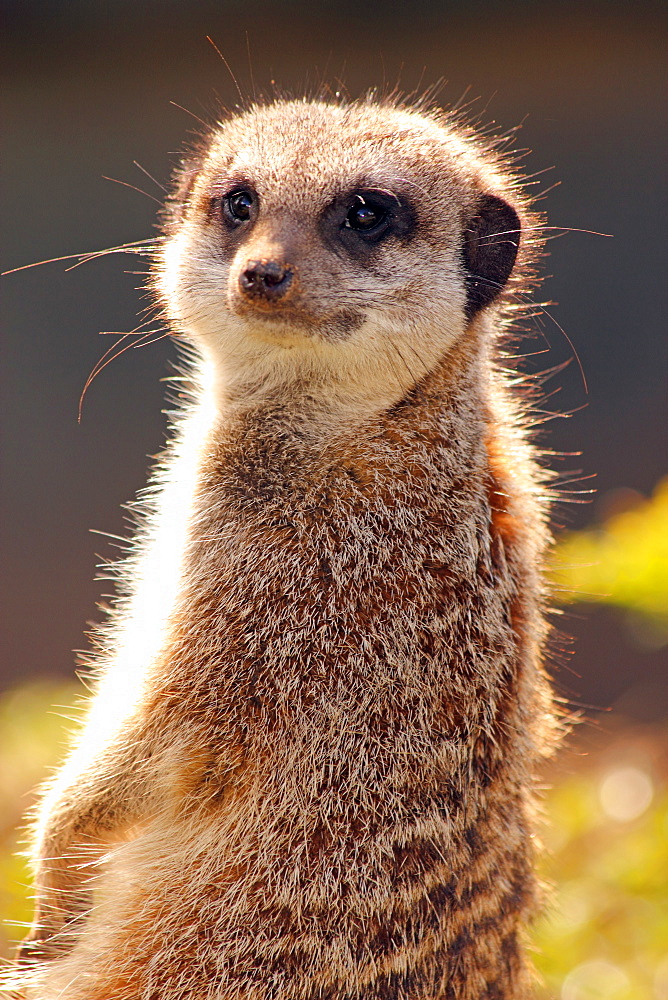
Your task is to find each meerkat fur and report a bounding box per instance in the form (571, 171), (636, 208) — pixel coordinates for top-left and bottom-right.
(7, 96), (561, 1000)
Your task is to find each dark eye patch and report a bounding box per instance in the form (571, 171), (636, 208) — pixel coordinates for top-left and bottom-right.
(322, 188), (416, 257)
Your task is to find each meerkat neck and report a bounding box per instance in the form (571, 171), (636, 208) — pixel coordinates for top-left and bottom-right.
(187, 310), (474, 433)
(188, 318), (491, 470)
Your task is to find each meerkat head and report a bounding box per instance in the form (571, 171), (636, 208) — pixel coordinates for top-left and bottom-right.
(157, 99), (529, 415)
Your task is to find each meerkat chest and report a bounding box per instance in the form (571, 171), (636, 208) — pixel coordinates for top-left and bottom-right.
(182, 438), (487, 610)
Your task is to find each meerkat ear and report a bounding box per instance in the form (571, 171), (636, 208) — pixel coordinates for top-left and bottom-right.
(461, 195), (521, 319)
(160, 155), (203, 233)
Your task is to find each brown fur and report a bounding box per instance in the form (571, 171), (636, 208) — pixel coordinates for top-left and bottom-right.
(6, 97), (559, 999)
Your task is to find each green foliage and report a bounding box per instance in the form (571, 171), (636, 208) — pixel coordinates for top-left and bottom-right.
(533, 743), (668, 999)
(0, 681), (80, 958)
(550, 479), (668, 644)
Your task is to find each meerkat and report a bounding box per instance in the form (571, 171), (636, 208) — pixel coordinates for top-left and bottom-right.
(7, 96), (561, 1000)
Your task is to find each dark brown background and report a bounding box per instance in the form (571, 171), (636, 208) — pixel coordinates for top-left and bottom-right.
(2, 1), (666, 719)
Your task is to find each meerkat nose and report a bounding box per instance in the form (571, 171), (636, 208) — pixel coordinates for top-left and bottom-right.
(239, 259), (293, 301)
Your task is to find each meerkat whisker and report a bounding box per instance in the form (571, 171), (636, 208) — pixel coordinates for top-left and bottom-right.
(1, 239), (157, 277)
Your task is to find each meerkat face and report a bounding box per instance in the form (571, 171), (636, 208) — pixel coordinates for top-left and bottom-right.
(158, 101), (521, 412)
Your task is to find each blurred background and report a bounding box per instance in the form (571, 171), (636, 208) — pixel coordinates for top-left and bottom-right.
(1, 2), (666, 996)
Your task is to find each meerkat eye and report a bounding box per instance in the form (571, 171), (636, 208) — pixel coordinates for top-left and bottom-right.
(344, 197), (388, 233)
(323, 188), (414, 252)
(223, 189), (255, 225)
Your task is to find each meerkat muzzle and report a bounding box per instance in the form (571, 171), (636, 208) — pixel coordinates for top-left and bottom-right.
(239, 258), (294, 302)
